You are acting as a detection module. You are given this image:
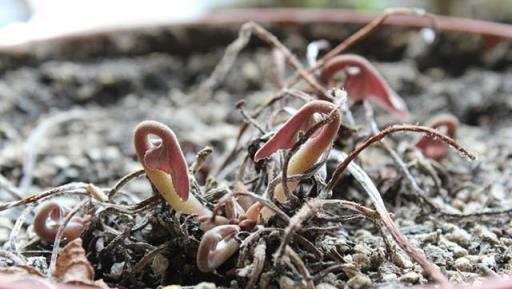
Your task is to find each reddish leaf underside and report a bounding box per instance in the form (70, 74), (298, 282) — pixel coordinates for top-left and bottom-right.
(415, 114), (459, 160)
(254, 100), (337, 162)
(319, 54), (409, 120)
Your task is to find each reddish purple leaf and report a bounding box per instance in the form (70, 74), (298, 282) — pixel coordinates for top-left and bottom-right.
(319, 54), (409, 120)
(33, 202), (87, 243)
(134, 121), (190, 200)
(196, 225), (240, 272)
(416, 114), (459, 160)
(254, 100), (340, 162)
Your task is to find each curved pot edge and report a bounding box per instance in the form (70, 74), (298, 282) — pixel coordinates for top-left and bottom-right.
(0, 8), (511, 53)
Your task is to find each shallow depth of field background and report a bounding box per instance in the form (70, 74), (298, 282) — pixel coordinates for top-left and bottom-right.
(0, 0), (511, 46)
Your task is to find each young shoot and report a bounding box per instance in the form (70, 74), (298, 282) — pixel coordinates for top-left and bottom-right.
(254, 100), (341, 219)
(415, 114), (459, 160)
(34, 202), (88, 243)
(196, 224), (240, 272)
(134, 121), (211, 217)
(319, 54), (409, 120)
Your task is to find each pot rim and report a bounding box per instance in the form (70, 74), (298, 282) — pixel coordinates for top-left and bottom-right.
(1, 8), (511, 52)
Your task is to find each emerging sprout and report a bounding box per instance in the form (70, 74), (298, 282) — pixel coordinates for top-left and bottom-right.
(416, 114), (459, 160)
(196, 225), (240, 272)
(34, 202), (88, 243)
(319, 54), (409, 120)
(254, 100), (341, 210)
(134, 121), (211, 216)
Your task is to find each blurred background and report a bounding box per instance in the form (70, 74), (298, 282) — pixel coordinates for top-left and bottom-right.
(1, 0), (512, 46)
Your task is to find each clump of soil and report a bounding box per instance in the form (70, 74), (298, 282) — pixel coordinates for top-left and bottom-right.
(0, 18), (511, 289)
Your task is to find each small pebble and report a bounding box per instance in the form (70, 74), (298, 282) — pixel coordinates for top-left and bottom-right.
(480, 255), (496, 268)
(352, 253), (371, 271)
(110, 262), (125, 279)
(347, 273), (372, 289)
(501, 237), (512, 246)
(475, 226), (500, 244)
(454, 257), (473, 272)
(317, 283), (337, 289)
(354, 230), (373, 242)
(398, 271), (422, 284)
(279, 276), (304, 289)
(392, 250), (413, 269)
(341, 263), (359, 278)
(452, 246), (469, 258)
(446, 227), (472, 247)
(382, 273), (398, 282)
(194, 283), (216, 289)
(440, 237), (468, 257)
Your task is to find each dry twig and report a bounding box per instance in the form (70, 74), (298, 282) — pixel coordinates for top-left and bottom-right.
(329, 150), (449, 285)
(285, 8), (438, 88)
(48, 198), (90, 276)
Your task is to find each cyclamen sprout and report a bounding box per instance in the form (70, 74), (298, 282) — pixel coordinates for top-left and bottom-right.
(254, 100), (341, 217)
(34, 202), (88, 242)
(134, 121), (211, 216)
(196, 225), (240, 272)
(416, 114), (459, 160)
(319, 54), (409, 120)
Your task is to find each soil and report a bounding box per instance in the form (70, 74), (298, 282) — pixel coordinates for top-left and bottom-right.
(0, 21), (512, 289)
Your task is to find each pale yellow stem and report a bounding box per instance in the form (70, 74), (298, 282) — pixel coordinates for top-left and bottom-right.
(147, 170), (212, 216)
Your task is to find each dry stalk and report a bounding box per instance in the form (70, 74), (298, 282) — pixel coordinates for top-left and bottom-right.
(19, 110), (88, 192)
(285, 8), (438, 88)
(326, 124), (476, 193)
(234, 191), (290, 223)
(48, 198), (90, 276)
(330, 150), (448, 285)
(99, 195), (161, 215)
(0, 183), (89, 211)
(190, 147), (214, 175)
(132, 242), (169, 273)
(5, 205), (33, 261)
(285, 246), (316, 289)
(362, 102), (439, 211)
(238, 227), (279, 267)
(198, 22), (327, 99)
(236, 100), (267, 134)
(274, 198), (378, 263)
(244, 240), (266, 289)
(0, 174), (22, 200)
(108, 169), (146, 200)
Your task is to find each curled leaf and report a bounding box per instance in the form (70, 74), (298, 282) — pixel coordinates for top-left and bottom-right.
(319, 54), (408, 120)
(196, 225), (240, 272)
(254, 100), (341, 162)
(134, 120), (190, 201)
(416, 114), (459, 160)
(34, 202), (88, 243)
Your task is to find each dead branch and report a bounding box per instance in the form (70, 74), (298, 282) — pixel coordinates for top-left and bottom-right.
(19, 110), (88, 192)
(0, 183), (89, 212)
(274, 198), (378, 264)
(285, 246), (316, 289)
(326, 124), (476, 193)
(285, 8), (438, 88)
(329, 150), (448, 285)
(108, 169), (146, 200)
(244, 240), (266, 289)
(48, 198), (90, 276)
(197, 22), (327, 99)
